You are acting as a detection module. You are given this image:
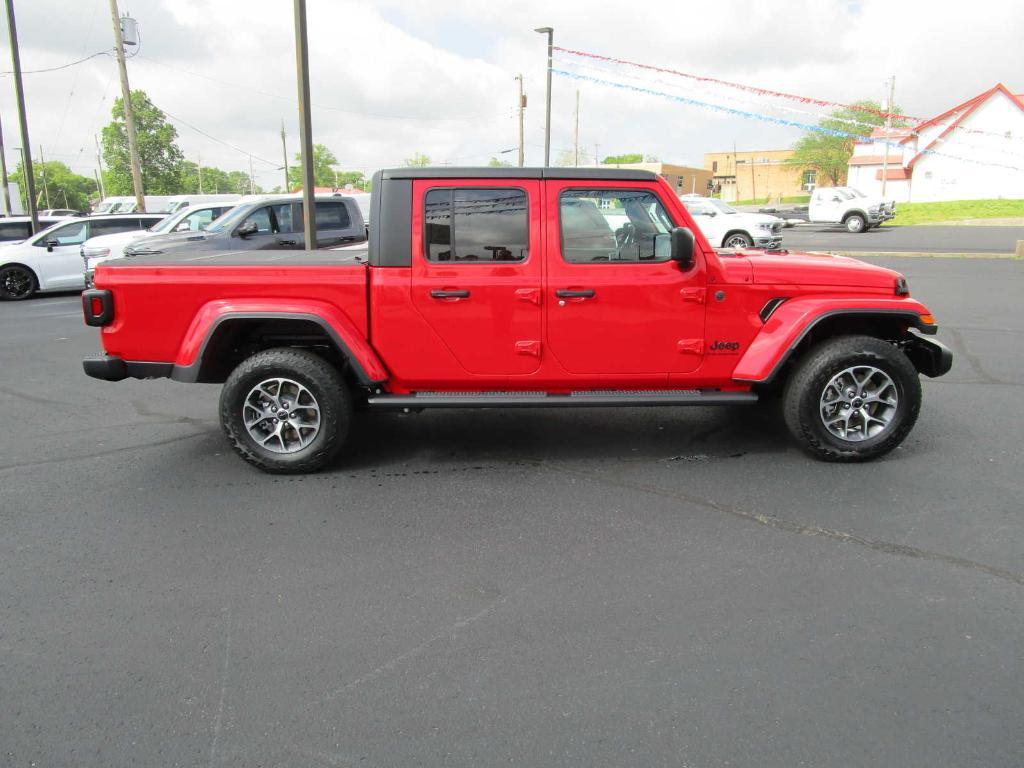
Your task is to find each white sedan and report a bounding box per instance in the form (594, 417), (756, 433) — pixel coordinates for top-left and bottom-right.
(0, 213), (162, 300)
(681, 196), (783, 249)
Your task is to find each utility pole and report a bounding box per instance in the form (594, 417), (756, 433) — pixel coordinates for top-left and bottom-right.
(515, 74), (525, 168)
(294, 0), (317, 248)
(880, 75), (896, 198)
(38, 145), (50, 208)
(280, 121), (289, 191)
(93, 134), (106, 199)
(4, 0), (37, 231)
(0, 112), (11, 215)
(534, 27), (553, 166)
(93, 169), (103, 203)
(248, 155), (255, 194)
(197, 152), (203, 193)
(108, 0), (145, 212)
(573, 90), (580, 167)
(594, 143), (600, 167)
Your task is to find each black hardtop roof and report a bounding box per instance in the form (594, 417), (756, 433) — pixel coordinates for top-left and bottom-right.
(377, 167), (658, 181)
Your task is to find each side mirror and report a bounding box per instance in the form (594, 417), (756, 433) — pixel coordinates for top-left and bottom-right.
(236, 221), (259, 238)
(831, 196), (842, 203)
(46, 239), (59, 252)
(175, 222), (192, 232)
(670, 227), (695, 269)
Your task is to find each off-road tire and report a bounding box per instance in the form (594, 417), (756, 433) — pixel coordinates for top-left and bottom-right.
(844, 213), (867, 233)
(219, 347), (351, 473)
(0, 264), (38, 300)
(783, 335), (921, 462)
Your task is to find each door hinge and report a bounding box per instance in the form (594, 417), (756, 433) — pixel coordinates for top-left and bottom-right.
(514, 288), (542, 305)
(515, 340), (542, 357)
(677, 339), (704, 355)
(680, 287), (705, 303)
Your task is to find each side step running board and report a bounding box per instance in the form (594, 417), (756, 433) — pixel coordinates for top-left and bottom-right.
(366, 390), (758, 410)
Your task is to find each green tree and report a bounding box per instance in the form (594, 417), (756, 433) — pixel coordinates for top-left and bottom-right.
(179, 161), (235, 195)
(101, 90), (185, 194)
(487, 156), (512, 167)
(404, 152), (431, 167)
(602, 152), (644, 164)
(287, 143), (343, 190)
(10, 159), (96, 211)
(787, 100), (906, 187)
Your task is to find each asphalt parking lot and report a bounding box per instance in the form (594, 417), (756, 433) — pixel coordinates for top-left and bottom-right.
(782, 223), (1024, 253)
(2, 256), (1022, 767)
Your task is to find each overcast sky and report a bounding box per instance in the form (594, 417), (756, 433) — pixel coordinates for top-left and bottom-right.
(2, 0), (1021, 190)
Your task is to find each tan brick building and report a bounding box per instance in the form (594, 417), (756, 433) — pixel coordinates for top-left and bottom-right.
(598, 162), (714, 197)
(703, 149), (825, 203)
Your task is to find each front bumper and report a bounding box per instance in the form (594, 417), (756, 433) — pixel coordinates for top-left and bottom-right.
(903, 330), (953, 378)
(83, 354), (173, 382)
(753, 235), (783, 249)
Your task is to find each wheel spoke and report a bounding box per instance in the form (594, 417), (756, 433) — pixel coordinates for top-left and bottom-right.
(244, 376), (321, 455)
(819, 364), (899, 443)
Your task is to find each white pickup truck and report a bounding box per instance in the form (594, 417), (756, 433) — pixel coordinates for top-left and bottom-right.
(679, 196), (783, 249)
(808, 186), (895, 232)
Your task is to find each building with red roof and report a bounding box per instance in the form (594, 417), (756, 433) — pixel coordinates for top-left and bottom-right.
(846, 84), (1024, 203)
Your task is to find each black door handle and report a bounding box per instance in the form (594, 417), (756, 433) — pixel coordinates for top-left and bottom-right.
(276, 238), (297, 246)
(555, 289), (596, 299)
(430, 289), (470, 299)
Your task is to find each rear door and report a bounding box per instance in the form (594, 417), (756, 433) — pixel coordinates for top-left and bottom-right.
(545, 182), (706, 376)
(410, 180), (542, 376)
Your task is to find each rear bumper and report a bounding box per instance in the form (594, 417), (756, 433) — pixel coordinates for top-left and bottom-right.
(904, 331), (953, 378)
(83, 354), (173, 382)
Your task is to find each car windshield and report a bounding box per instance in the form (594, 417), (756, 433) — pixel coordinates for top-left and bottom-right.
(707, 199), (738, 215)
(149, 214), (179, 233)
(847, 188), (867, 198)
(203, 202), (259, 234)
(837, 189), (856, 200)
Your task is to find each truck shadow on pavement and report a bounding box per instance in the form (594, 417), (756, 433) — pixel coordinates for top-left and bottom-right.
(337, 404), (788, 471)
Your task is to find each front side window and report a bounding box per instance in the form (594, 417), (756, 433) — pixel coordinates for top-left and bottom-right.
(241, 206), (273, 234)
(38, 221), (87, 247)
(560, 189), (673, 264)
(271, 203), (294, 234)
(424, 188), (528, 263)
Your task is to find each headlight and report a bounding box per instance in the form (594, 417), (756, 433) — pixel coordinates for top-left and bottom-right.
(869, 205), (880, 214)
(81, 246), (110, 259)
(757, 222), (774, 230)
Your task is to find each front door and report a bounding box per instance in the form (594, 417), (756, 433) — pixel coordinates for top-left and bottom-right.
(32, 219), (90, 289)
(545, 183), (706, 375)
(410, 180), (542, 376)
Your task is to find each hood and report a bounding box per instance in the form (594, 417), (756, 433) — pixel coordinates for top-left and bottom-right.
(738, 249), (904, 290)
(82, 229), (153, 252)
(739, 212), (783, 226)
(126, 229), (211, 254)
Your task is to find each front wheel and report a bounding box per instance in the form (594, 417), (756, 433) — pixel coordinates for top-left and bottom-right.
(783, 335), (921, 462)
(723, 232), (754, 248)
(219, 347), (352, 473)
(0, 264), (38, 300)
(844, 213), (867, 233)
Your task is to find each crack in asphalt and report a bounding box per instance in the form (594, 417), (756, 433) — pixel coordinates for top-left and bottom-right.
(537, 460), (1024, 587)
(0, 431), (208, 472)
(945, 327), (1017, 386)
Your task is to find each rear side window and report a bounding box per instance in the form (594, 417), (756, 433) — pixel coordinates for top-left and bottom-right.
(424, 188), (528, 263)
(559, 189), (673, 264)
(90, 219), (143, 237)
(0, 222), (31, 240)
(315, 201), (351, 231)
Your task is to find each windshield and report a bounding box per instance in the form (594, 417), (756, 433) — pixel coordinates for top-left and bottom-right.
(707, 199), (738, 215)
(149, 213), (179, 233)
(847, 187), (867, 198)
(203, 202), (259, 234)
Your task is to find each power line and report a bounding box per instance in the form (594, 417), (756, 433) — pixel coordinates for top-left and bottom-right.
(158, 106), (279, 167)
(0, 50), (110, 76)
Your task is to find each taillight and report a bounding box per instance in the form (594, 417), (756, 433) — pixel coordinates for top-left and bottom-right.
(82, 289), (114, 327)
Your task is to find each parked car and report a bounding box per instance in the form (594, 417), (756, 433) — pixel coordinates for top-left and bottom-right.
(94, 196), (134, 214)
(160, 194), (242, 213)
(0, 215), (74, 246)
(808, 186), (895, 232)
(0, 213), (163, 299)
(680, 196), (783, 249)
(82, 202), (236, 285)
(124, 194), (366, 257)
(38, 208), (84, 217)
(82, 167), (951, 473)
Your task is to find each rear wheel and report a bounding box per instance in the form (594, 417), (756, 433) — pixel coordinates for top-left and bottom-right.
(783, 335), (921, 461)
(219, 347), (351, 473)
(0, 264), (38, 300)
(844, 213), (867, 233)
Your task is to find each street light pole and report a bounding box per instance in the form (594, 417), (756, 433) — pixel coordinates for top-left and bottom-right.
(4, 0), (37, 231)
(0, 112), (12, 215)
(108, 0), (145, 212)
(293, 0), (317, 249)
(515, 74), (526, 168)
(534, 27), (553, 167)
(880, 75), (896, 199)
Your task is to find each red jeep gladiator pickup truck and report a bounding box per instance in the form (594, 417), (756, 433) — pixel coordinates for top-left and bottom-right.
(82, 167), (952, 473)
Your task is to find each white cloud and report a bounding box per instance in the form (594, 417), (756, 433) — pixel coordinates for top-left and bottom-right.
(2, 0), (1021, 188)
